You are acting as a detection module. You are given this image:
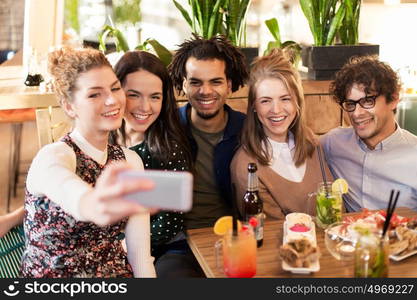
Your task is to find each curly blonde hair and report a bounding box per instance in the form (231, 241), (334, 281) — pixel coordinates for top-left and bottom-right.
(48, 47), (112, 105)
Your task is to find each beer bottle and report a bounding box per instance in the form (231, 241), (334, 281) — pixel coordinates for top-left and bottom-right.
(243, 162), (264, 247)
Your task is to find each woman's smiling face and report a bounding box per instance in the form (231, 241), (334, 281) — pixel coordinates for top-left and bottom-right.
(123, 69), (163, 140)
(254, 78), (297, 142)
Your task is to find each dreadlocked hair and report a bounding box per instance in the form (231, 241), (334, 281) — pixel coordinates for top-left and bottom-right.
(168, 34), (249, 93)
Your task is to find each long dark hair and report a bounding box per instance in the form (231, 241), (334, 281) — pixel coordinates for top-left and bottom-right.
(111, 50), (192, 166)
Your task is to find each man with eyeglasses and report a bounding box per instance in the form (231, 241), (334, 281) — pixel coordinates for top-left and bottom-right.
(321, 55), (417, 212)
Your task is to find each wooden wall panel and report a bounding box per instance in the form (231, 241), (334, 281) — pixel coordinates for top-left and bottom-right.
(304, 94), (342, 135)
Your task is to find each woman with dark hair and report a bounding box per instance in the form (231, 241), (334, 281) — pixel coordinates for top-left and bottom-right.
(231, 49), (333, 220)
(111, 50), (193, 275)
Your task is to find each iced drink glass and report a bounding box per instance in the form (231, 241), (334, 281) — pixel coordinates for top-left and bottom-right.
(354, 231), (389, 278)
(215, 226), (257, 278)
(315, 182), (343, 229)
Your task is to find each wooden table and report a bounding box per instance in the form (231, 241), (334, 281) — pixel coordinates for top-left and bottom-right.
(0, 50), (58, 110)
(187, 207), (417, 278)
(0, 63), (67, 147)
(0, 66), (57, 110)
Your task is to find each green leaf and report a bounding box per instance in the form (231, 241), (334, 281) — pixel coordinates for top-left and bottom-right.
(338, 0), (361, 45)
(98, 28), (111, 52)
(225, 0), (238, 45)
(98, 24), (129, 53)
(265, 18), (281, 45)
(146, 39), (173, 67)
(300, 0), (354, 46)
(208, 0), (226, 38)
(134, 44), (148, 51)
(263, 41), (281, 55)
(194, 0), (205, 37)
(236, 0), (250, 46)
(300, 0), (317, 44)
(172, 0), (193, 28)
(113, 29), (129, 52)
(201, 0), (210, 38)
(325, 2), (345, 45)
(64, 0), (79, 33)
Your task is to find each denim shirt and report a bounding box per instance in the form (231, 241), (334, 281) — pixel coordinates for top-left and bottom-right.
(178, 103), (246, 207)
(321, 126), (417, 212)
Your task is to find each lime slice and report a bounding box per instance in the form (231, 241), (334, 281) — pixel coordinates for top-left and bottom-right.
(332, 178), (349, 194)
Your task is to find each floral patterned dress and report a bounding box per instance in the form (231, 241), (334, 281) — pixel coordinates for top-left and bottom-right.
(21, 134), (133, 278)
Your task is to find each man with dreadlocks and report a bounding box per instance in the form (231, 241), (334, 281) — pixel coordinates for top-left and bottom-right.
(157, 35), (248, 277)
(169, 35), (248, 230)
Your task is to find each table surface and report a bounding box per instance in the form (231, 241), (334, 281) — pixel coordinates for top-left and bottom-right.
(187, 207), (417, 278)
(0, 65), (58, 110)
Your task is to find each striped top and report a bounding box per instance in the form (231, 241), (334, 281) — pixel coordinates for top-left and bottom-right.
(0, 225), (24, 278)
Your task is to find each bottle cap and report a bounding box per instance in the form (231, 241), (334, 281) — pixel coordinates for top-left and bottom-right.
(248, 162), (257, 172)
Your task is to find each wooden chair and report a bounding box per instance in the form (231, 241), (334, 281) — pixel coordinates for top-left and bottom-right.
(0, 109), (36, 212)
(35, 106), (72, 148)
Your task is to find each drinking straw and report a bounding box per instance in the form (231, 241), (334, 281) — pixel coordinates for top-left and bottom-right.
(382, 189), (400, 237)
(231, 183), (238, 237)
(316, 146), (329, 196)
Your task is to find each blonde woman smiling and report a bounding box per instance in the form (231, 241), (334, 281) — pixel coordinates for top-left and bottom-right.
(231, 49), (332, 220)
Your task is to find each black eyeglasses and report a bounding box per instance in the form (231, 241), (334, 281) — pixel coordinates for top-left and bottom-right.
(340, 95), (379, 112)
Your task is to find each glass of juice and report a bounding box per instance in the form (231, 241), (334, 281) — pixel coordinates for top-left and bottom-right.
(354, 230), (389, 278)
(215, 225), (257, 278)
(315, 182), (343, 229)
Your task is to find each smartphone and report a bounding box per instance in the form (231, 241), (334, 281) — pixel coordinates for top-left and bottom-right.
(118, 170), (193, 212)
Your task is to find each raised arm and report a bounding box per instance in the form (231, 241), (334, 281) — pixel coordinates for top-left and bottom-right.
(26, 143), (155, 226)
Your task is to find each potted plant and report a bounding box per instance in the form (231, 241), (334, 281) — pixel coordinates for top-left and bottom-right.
(263, 17), (301, 67)
(223, 0), (251, 46)
(223, 0), (256, 66)
(172, 0), (226, 39)
(300, 0), (379, 80)
(98, 24), (173, 67)
(172, 0), (251, 46)
(172, 0), (256, 66)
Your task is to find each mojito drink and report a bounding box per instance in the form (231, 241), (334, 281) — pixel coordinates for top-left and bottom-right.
(316, 183), (342, 228)
(354, 233), (389, 278)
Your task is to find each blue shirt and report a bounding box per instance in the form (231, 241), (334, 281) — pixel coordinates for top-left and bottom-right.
(321, 126), (417, 212)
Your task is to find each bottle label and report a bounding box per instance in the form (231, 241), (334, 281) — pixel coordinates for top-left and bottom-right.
(253, 213), (264, 242)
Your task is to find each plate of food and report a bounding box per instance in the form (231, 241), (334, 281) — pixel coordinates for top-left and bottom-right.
(389, 221), (417, 261)
(279, 213), (320, 274)
(343, 209), (417, 261)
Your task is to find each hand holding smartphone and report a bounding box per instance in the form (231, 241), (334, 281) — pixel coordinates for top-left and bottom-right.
(118, 170), (193, 212)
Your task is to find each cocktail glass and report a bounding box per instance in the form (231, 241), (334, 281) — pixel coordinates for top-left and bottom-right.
(315, 182), (343, 229)
(354, 230), (389, 278)
(215, 226), (257, 278)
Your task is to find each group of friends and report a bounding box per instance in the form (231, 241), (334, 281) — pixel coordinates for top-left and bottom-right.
(0, 34), (416, 278)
